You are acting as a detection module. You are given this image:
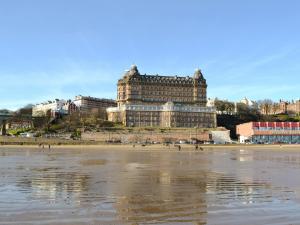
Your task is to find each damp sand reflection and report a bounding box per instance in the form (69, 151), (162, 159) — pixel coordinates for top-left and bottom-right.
(1, 146), (300, 224)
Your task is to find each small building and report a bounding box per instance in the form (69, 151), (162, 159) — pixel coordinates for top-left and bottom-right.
(236, 122), (300, 144)
(240, 97), (258, 109)
(5, 119), (33, 130)
(210, 130), (232, 144)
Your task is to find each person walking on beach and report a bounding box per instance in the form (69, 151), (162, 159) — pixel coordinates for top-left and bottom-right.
(48, 145), (51, 150)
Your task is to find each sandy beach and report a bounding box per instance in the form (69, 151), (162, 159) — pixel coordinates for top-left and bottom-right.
(1, 143), (300, 151)
(1, 145), (300, 224)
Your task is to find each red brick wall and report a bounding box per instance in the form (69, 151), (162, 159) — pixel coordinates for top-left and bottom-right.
(236, 122), (254, 138)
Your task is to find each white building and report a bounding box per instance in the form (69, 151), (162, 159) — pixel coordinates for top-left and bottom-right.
(240, 97), (258, 109)
(210, 130), (232, 144)
(32, 99), (69, 117)
(206, 98), (216, 107)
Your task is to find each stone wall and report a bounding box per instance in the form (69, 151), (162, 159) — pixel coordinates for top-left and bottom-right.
(81, 128), (214, 143)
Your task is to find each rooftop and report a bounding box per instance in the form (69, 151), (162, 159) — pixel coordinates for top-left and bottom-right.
(119, 65), (206, 84)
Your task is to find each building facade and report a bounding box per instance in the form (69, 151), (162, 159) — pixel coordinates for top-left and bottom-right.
(280, 100), (300, 115)
(32, 96), (116, 118)
(240, 97), (258, 109)
(73, 95), (117, 119)
(237, 122), (300, 144)
(5, 119), (33, 130)
(260, 99), (300, 115)
(107, 65), (216, 128)
(32, 99), (72, 117)
(73, 95), (116, 112)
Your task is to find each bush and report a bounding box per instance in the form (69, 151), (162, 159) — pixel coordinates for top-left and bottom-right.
(44, 127), (57, 133)
(70, 129), (81, 140)
(34, 132), (42, 137)
(8, 128), (32, 136)
(50, 123), (66, 131)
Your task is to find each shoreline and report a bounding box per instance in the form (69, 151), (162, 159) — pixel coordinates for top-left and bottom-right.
(1, 143), (300, 151)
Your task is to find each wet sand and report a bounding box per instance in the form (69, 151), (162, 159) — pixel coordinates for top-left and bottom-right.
(1, 145), (300, 224)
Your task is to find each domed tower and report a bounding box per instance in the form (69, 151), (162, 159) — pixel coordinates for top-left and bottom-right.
(117, 65), (142, 106)
(123, 64), (140, 79)
(128, 64), (140, 76)
(193, 69), (207, 106)
(193, 68), (203, 80)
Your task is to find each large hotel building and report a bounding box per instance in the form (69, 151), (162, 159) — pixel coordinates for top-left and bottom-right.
(107, 65), (216, 128)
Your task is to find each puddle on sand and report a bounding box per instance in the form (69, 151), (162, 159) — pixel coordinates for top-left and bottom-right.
(80, 159), (107, 166)
(31, 167), (60, 172)
(14, 168), (91, 206)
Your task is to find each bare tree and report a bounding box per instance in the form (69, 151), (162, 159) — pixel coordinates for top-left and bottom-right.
(257, 99), (273, 115)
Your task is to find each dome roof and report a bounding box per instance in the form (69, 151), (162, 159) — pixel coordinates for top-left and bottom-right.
(122, 65), (141, 79)
(194, 68), (203, 79)
(128, 64), (140, 77)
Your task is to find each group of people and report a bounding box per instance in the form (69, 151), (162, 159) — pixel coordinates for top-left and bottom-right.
(174, 144), (204, 151)
(194, 144), (204, 151)
(38, 143), (51, 149)
(132, 143), (205, 151)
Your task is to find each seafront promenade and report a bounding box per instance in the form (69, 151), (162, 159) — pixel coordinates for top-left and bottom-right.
(1, 136), (299, 151)
(0, 127), (217, 145)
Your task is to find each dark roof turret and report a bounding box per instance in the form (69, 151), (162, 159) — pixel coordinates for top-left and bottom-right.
(194, 68), (203, 79)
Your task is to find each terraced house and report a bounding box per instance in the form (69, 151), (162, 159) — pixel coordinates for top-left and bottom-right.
(107, 65), (216, 128)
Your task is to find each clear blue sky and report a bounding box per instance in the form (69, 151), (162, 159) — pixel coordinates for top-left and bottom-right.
(1, 0), (300, 110)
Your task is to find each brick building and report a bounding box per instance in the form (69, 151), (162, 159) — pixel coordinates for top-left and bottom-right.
(73, 95), (116, 112)
(237, 122), (300, 144)
(264, 100), (300, 115)
(283, 100), (300, 115)
(107, 65), (216, 128)
(5, 119), (33, 130)
(73, 95), (117, 119)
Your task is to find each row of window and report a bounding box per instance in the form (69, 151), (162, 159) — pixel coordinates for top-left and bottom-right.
(254, 127), (300, 131)
(126, 111), (214, 116)
(130, 92), (199, 98)
(139, 86), (195, 92)
(252, 135), (300, 144)
(127, 117), (212, 122)
(127, 122), (213, 128)
(127, 112), (160, 116)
